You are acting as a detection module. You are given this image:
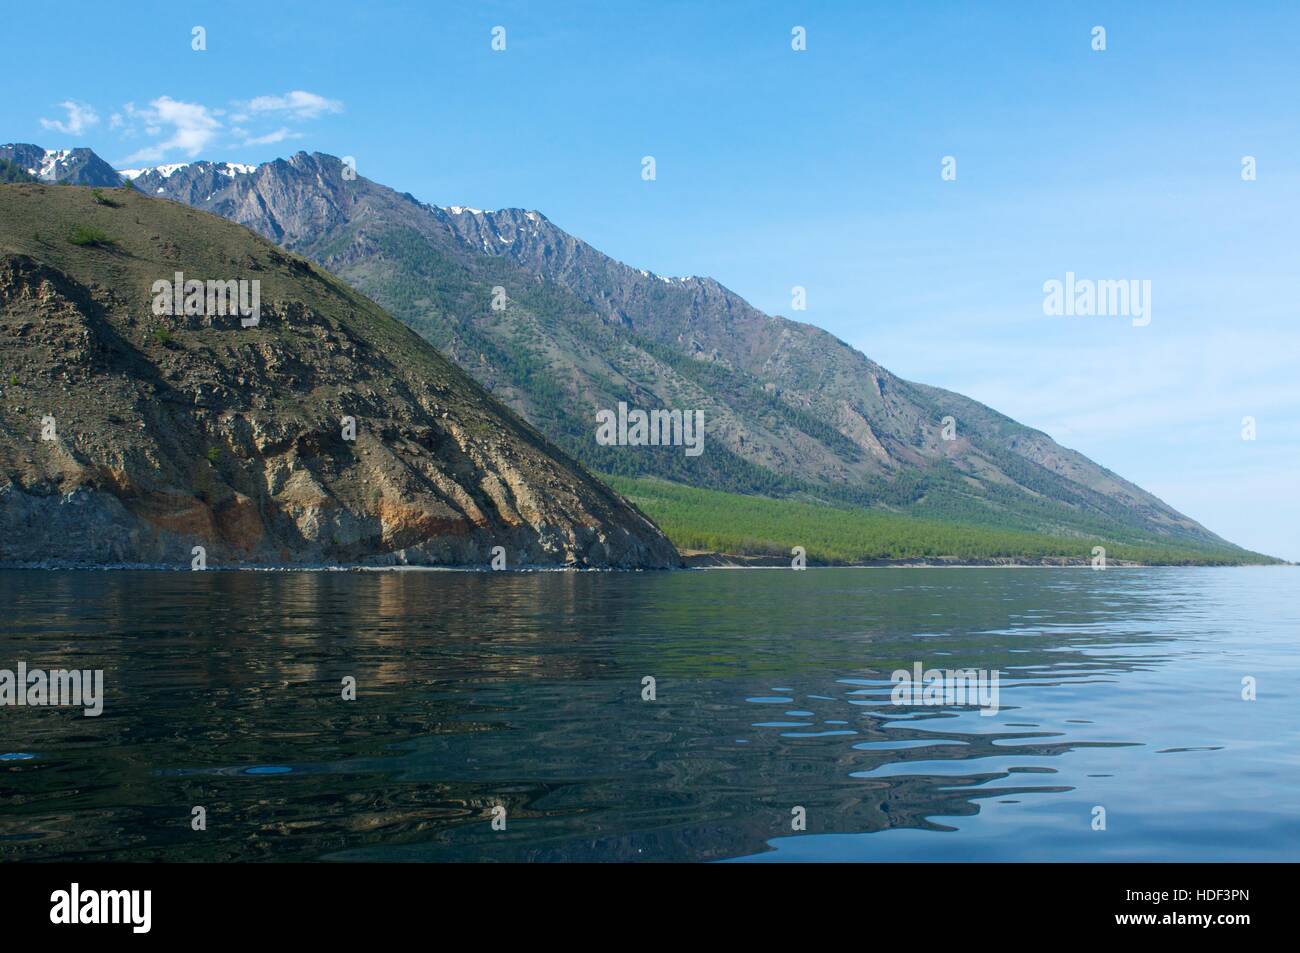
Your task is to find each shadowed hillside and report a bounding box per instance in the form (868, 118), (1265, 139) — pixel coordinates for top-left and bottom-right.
(0, 183), (680, 568)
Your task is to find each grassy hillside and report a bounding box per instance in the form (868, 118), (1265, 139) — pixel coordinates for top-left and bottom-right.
(607, 476), (1278, 566)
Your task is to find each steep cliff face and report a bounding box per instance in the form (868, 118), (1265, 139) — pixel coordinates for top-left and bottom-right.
(0, 183), (680, 568)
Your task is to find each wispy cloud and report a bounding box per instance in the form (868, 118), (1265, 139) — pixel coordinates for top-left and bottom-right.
(39, 101), (99, 136)
(235, 90), (343, 122)
(237, 127), (302, 147)
(59, 89), (343, 164)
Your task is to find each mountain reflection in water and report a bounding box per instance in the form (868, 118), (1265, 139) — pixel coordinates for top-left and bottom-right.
(1, 567), (1296, 862)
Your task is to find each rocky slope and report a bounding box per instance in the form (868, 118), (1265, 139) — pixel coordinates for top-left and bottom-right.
(109, 149), (1241, 551)
(0, 183), (680, 568)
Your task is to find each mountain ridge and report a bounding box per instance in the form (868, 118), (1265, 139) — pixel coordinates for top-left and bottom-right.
(5, 143), (1256, 559)
(0, 143), (125, 187)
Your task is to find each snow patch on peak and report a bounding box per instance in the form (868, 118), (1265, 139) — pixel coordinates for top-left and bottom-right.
(119, 160), (255, 181)
(117, 162), (190, 179)
(32, 149), (71, 180)
(439, 205), (545, 223)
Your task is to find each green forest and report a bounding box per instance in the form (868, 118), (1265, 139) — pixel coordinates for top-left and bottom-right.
(606, 475), (1278, 566)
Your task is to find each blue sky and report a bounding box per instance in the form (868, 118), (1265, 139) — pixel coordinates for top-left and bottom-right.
(4, 1), (1297, 559)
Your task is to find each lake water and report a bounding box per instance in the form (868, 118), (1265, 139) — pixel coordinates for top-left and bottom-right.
(1, 567), (1296, 862)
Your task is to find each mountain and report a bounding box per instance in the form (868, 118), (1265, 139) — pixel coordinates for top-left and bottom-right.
(111, 150), (1253, 559)
(0, 143), (125, 186)
(0, 182), (680, 568)
(121, 161), (258, 203)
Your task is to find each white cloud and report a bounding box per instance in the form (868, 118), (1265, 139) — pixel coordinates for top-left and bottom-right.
(238, 127), (301, 147)
(241, 90), (343, 120)
(104, 90), (341, 164)
(39, 101), (100, 136)
(123, 97), (221, 163)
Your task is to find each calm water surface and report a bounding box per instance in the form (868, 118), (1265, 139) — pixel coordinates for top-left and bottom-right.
(1, 567), (1296, 862)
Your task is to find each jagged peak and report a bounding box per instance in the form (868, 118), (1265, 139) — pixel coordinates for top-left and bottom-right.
(440, 205), (549, 223)
(118, 160), (257, 180)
